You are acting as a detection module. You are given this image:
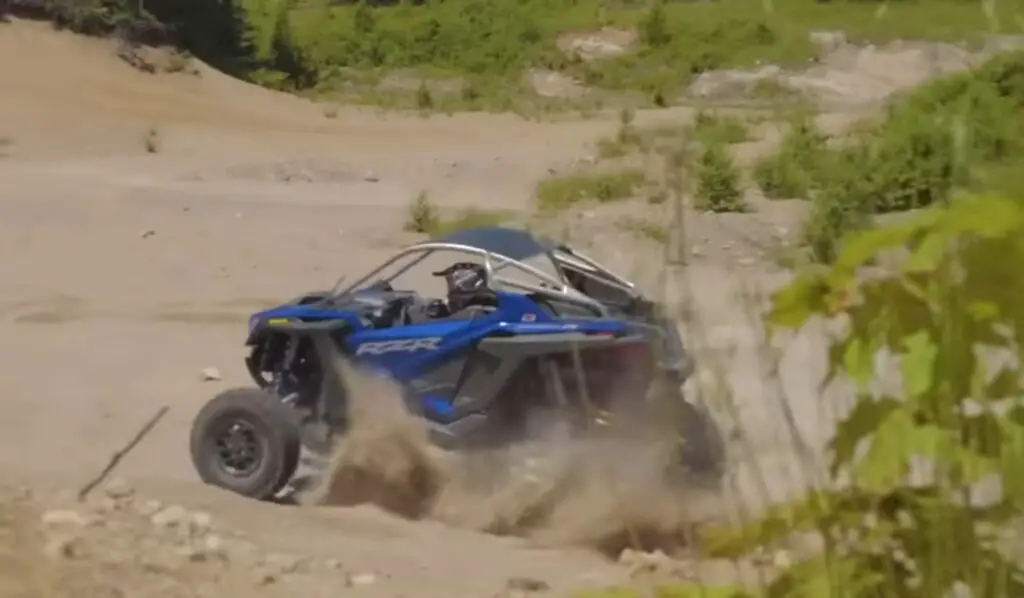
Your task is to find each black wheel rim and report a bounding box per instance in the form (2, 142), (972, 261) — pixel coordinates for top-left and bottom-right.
(213, 419), (263, 478)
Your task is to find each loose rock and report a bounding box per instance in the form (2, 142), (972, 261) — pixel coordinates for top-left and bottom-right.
(506, 576), (550, 592)
(189, 511), (214, 536)
(253, 569), (278, 586)
(40, 509), (90, 528)
(135, 499), (163, 517)
(263, 552), (305, 575)
(151, 505), (190, 528)
(42, 535), (79, 559)
(104, 478), (134, 500)
(347, 572), (377, 587)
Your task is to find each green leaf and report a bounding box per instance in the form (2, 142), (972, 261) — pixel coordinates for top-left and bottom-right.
(999, 419), (1024, 508)
(982, 367), (1020, 401)
(853, 408), (916, 491)
(840, 336), (876, 390)
(656, 584), (758, 598)
(900, 330), (937, 399)
(768, 270), (830, 330)
(966, 299), (1001, 323)
(835, 219), (924, 272)
(829, 397), (901, 476)
(702, 494), (827, 558)
(903, 229), (948, 274)
(943, 193), (1024, 238)
(765, 554), (886, 598)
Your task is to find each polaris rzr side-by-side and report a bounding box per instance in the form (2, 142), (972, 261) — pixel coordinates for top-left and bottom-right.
(189, 226), (725, 501)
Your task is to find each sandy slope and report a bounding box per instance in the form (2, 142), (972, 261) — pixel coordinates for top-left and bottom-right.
(0, 18), (841, 597)
(0, 20), (664, 597)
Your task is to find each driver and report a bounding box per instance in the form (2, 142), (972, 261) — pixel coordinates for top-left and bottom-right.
(436, 262), (490, 313)
(402, 262), (491, 323)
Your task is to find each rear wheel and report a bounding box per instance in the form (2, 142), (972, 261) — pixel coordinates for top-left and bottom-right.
(190, 388), (301, 501)
(676, 400), (726, 480)
(644, 373), (726, 483)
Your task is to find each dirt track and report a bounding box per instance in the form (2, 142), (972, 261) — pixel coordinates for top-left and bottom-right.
(0, 18), (877, 597)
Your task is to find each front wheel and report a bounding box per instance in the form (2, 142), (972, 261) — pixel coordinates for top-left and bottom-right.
(189, 388), (301, 501)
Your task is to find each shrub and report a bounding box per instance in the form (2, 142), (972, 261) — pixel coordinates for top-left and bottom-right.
(861, 109), (958, 213)
(694, 143), (745, 213)
(707, 193), (1024, 597)
(753, 116), (828, 200)
(268, 2), (319, 89)
(797, 51), (1024, 262)
(800, 147), (875, 264)
(690, 110), (750, 146)
(799, 116), (958, 264)
(534, 169), (646, 211)
(404, 191), (439, 233)
(430, 208), (511, 237)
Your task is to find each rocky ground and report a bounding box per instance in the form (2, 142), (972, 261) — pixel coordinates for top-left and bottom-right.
(0, 16), (1006, 598)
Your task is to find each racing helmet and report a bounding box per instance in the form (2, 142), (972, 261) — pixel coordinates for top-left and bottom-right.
(434, 262), (488, 311)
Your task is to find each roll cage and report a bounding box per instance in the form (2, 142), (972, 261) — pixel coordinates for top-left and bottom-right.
(330, 230), (641, 318)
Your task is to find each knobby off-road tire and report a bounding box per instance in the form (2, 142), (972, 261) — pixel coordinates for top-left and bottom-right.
(677, 401), (727, 481)
(189, 388), (301, 501)
(646, 372), (727, 482)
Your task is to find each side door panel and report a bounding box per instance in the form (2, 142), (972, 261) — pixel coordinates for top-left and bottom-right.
(342, 315), (501, 421)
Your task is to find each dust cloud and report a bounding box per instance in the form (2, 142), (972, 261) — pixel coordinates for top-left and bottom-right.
(300, 360), (723, 558)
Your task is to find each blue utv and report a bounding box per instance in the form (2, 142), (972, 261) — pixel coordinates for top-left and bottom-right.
(189, 226), (724, 500)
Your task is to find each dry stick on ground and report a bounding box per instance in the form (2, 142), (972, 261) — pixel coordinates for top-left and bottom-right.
(77, 406), (169, 502)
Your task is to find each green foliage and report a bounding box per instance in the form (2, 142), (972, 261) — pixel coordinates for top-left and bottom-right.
(799, 49), (1024, 263)
(403, 191), (511, 236)
(638, 1), (670, 49)
(291, 0), (1006, 103)
(5, 0), (260, 75)
(534, 169), (646, 212)
(616, 216), (668, 244)
(267, 1), (317, 89)
(430, 208), (512, 237)
(295, 0), (569, 82)
(753, 116), (828, 200)
(690, 110), (751, 146)
(577, 7), (813, 103)
(708, 193), (1024, 597)
(12, 0), (1022, 108)
(799, 151), (874, 264)
(695, 143), (745, 213)
(574, 584), (756, 598)
(404, 190), (439, 234)
(595, 119), (693, 160)
(415, 81), (434, 111)
(7, 0), (162, 38)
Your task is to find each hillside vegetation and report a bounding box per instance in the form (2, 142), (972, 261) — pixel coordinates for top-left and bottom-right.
(751, 47), (1024, 262)
(6, 0), (1024, 109)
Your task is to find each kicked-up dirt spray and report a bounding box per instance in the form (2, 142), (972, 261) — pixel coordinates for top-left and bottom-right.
(300, 357), (723, 558)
